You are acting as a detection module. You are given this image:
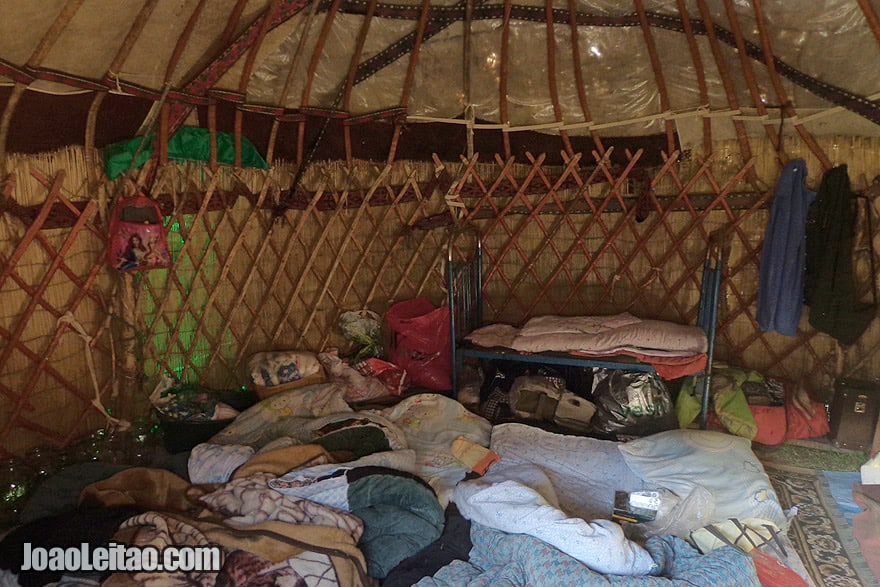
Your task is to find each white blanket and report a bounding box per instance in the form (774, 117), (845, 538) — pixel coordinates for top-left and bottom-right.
(453, 464), (658, 576)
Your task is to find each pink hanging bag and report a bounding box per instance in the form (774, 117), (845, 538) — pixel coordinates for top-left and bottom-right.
(108, 194), (172, 272)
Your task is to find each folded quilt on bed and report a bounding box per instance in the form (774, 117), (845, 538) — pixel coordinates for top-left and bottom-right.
(466, 312), (707, 356)
(416, 524), (760, 586)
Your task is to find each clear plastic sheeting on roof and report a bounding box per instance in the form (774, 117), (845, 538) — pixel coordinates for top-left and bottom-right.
(2, 0), (880, 138)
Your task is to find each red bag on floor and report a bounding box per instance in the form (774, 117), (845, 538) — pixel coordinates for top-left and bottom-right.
(750, 549), (810, 587)
(385, 298), (451, 391)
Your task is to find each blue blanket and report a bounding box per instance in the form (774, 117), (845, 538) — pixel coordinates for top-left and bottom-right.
(417, 524), (760, 586)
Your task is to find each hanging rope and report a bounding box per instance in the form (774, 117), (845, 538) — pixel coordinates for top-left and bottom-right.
(57, 312), (131, 431)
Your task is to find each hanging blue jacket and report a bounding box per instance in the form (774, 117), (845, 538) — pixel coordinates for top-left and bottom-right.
(756, 159), (816, 336)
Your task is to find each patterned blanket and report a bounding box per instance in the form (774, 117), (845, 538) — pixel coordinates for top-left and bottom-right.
(417, 524), (760, 586)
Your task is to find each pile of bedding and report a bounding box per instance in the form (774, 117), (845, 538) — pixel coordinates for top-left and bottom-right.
(0, 385), (813, 587)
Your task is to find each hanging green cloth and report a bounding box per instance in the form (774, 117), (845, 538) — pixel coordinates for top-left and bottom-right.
(103, 127), (269, 180)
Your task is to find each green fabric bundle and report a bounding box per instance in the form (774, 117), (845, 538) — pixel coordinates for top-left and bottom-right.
(104, 127), (268, 179)
(677, 367), (761, 439)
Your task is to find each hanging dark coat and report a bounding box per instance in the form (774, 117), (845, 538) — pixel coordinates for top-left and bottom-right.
(804, 165), (875, 345)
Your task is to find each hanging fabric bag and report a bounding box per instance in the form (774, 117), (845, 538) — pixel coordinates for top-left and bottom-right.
(108, 194), (172, 272)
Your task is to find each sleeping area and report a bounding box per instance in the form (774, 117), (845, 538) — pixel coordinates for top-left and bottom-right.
(4, 2), (880, 584)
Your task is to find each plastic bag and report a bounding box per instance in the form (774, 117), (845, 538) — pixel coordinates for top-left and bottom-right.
(339, 310), (383, 361)
(355, 358), (409, 395)
(590, 369), (675, 435)
(385, 298), (451, 390)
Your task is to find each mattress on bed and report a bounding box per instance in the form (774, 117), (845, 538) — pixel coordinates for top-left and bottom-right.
(465, 312), (707, 357)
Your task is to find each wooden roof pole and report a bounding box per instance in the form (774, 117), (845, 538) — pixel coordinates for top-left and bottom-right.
(220, 0), (252, 46)
(165, 0), (209, 86)
(463, 0), (475, 158)
(266, 0), (321, 165)
(674, 0), (712, 154)
(633, 0), (676, 156)
(750, 0), (832, 171)
(387, 0), (431, 164)
(168, 0), (316, 133)
(566, 0), (604, 155)
(693, 0), (754, 172)
(342, 0), (379, 165)
(85, 0), (161, 193)
(720, 0), (786, 165)
(235, 0), (284, 168)
(545, 0), (573, 156)
(855, 0), (880, 49)
(296, 0), (344, 164)
(153, 0), (210, 167)
(0, 0), (85, 171)
(499, 0), (513, 159)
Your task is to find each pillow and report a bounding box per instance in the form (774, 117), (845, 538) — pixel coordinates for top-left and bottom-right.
(618, 429), (787, 528)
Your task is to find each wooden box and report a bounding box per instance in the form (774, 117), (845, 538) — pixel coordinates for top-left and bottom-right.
(829, 379), (880, 451)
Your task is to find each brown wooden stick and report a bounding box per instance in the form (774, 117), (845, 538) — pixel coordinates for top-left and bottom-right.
(159, 102), (170, 166)
(566, 0), (603, 154)
(220, 0), (251, 46)
(388, 0), (431, 164)
(164, 0), (208, 84)
(279, 0), (321, 106)
(856, 0), (880, 49)
(29, 0), (86, 65)
(234, 108), (243, 168)
(750, 0), (832, 171)
(266, 119), (281, 166)
(545, 0), (572, 156)
(0, 84), (26, 174)
(674, 0), (712, 153)
(239, 0), (283, 94)
(208, 101), (218, 170)
(720, 0), (785, 163)
(109, 0), (161, 76)
(499, 0), (513, 159)
(335, 169), (418, 312)
(84, 91), (107, 190)
(300, 0), (343, 108)
(633, 0), (676, 155)
(343, 0), (379, 165)
(694, 0), (754, 169)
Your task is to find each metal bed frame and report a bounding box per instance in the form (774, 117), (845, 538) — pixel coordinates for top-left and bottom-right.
(447, 227), (725, 429)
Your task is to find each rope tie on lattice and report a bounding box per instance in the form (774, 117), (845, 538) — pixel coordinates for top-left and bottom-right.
(641, 266), (662, 288)
(610, 273), (622, 302)
(57, 312), (130, 432)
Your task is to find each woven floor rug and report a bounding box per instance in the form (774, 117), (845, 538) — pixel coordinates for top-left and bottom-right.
(765, 463), (878, 587)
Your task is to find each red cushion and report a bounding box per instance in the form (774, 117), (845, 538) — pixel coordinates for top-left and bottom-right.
(750, 404), (787, 445)
(785, 400), (830, 440)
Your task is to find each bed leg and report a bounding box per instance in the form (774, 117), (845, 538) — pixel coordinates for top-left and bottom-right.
(698, 373), (712, 430)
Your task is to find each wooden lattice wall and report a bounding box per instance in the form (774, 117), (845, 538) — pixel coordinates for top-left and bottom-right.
(2, 138), (880, 456)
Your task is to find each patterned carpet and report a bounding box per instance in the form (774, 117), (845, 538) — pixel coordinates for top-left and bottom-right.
(765, 463), (878, 587)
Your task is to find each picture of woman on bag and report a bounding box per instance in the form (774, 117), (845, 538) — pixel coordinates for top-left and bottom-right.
(116, 233), (147, 270)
